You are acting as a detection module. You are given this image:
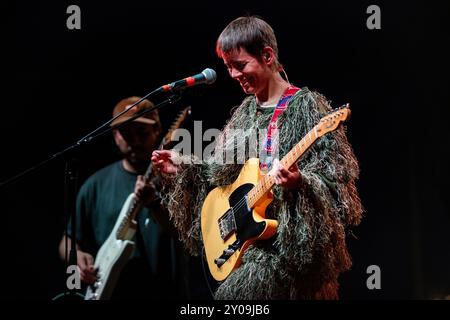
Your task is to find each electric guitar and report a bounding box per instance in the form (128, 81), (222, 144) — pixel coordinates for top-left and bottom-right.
(84, 106), (191, 300)
(200, 105), (350, 281)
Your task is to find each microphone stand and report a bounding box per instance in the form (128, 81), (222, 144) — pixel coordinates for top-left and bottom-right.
(0, 88), (178, 189)
(0, 90), (183, 298)
(64, 156), (78, 297)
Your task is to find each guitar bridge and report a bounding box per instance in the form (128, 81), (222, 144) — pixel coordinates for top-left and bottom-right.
(218, 208), (237, 240)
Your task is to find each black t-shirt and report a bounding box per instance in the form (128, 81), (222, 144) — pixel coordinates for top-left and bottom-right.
(67, 160), (180, 299)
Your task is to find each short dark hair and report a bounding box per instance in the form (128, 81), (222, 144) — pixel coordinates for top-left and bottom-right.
(216, 16), (282, 70)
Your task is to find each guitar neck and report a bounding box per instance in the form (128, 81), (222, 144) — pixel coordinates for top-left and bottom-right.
(116, 106), (192, 239)
(141, 106), (190, 183)
(247, 126), (319, 208)
(127, 139), (164, 220)
(115, 140), (164, 239)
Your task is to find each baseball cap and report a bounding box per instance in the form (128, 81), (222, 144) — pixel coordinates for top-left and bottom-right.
(110, 96), (160, 128)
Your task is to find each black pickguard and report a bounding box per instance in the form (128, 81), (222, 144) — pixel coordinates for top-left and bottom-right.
(229, 183), (266, 246)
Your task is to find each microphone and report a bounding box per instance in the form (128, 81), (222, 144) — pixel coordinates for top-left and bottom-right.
(159, 68), (217, 92)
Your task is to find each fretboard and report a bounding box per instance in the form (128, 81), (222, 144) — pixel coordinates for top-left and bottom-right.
(247, 126), (319, 208)
(126, 139), (164, 222)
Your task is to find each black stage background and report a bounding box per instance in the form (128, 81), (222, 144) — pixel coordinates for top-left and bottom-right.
(3, 0), (449, 300)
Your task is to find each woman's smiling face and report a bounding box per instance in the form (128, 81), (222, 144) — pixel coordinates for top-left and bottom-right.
(222, 48), (271, 96)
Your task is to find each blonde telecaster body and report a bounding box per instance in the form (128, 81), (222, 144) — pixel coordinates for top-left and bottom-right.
(200, 106), (351, 281)
(201, 158), (278, 281)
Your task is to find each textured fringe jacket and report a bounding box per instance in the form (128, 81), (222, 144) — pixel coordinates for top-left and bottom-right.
(161, 87), (363, 299)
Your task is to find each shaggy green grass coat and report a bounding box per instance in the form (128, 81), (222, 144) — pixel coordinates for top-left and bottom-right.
(162, 87), (363, 299)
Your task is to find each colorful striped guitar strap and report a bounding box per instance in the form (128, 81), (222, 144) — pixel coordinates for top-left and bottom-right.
(259, 85), (300, 172)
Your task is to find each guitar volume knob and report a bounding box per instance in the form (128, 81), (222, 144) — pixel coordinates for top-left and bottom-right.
(214, 258), (226, 266)
(224, 248), (235, 256)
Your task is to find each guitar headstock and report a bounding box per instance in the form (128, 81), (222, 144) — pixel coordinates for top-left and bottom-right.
(161, 106), (192, 147)
(315, 104), (351, 137)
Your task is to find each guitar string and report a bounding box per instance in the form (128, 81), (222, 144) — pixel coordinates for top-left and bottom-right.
(228, 137), (303, 217)
(230, 130), (311, 216)
(222, 180), (265, 229)
(222, 144), (303, 232)
(227, 164), (279, 219)
(215, 113), (343, 249)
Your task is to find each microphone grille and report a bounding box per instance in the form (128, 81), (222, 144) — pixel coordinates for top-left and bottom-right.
(202, 68), (217, 84)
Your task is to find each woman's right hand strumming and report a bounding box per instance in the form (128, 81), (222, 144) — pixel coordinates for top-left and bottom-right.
(151, 150), (180, 174)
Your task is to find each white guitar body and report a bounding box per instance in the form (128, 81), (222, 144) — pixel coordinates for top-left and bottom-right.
(84, 193), (141, 300)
